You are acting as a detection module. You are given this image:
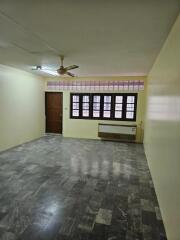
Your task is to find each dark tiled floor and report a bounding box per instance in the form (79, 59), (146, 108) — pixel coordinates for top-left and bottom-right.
(0, 135), (167, 240)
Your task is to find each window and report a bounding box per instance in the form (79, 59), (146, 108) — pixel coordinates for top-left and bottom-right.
(103, 95), (112, 118)
(126, 96), (136, 120)
(70, 93), (137, 121)
(115, 95), (123, 119)
(82, 95), (90, 117)
(72, 94), (80, 117)
(93, 95), (101, 118)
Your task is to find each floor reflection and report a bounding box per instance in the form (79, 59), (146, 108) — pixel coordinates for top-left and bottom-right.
(0, 135), (167, 240)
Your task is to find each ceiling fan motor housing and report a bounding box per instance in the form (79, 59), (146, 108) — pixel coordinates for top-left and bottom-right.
(57, 66), (66, 75)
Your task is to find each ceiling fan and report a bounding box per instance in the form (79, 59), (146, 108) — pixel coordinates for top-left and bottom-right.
(33, 55), (79, 77)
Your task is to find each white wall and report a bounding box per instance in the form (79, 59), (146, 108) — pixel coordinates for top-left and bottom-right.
(0, 65), (45, 151)
(144, 15), (180, 240)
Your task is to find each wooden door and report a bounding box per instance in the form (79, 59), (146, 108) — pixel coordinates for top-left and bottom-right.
(45, 92), (63, 133)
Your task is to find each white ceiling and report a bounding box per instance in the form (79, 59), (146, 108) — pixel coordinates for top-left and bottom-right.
(0, 0), (179, 77)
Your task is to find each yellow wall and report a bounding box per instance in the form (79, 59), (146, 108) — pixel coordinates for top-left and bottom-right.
(45, 76), (146, 143)
(144, 15), (180, 240)
(0, 65), (45, 151)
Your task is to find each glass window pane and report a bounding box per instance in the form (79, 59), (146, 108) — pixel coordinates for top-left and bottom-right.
(82, 110), (89, 117)
(104, 96), (111, 103)
(103, 111), (110, 118)
(83, 96), (89, 102)
(127, 96), (135, 103)
(93, 111), (100, 117)
(104, 103), (111, 110)
(72, 110), (79, 117)
(83, 103), (89, 110)
(115, 96), (123, 103)
(93, 96), (100, 102)
(115, 111), (122, 118)
(115, 104), (122, 110)
(126, 104), (134, 111)
(93, 103), (100, 110)
(73, 95), (79, 102)
(126, 111), (134, 119)
(73, 103), (79, 109)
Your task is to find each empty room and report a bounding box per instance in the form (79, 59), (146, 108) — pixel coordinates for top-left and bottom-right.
(0, 1), (180, 240)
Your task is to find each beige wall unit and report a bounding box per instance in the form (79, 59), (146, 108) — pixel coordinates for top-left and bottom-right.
(144, 15), (180, 240)
(98, 123), (137, 142)
(0, 65), (45, 152)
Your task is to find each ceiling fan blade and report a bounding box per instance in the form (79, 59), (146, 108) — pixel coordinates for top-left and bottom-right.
(67, 72), (75, 77)
(65, 65), (79, 71)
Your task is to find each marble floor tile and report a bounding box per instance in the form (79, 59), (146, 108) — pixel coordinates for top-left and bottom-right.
(155, 207), (162, 221)
(141, 199), (155, 212)
(0, 135), (167, 240)
(95, 209), (112, 225)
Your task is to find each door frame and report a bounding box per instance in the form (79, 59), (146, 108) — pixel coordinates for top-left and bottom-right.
(45, 92), (63, 134)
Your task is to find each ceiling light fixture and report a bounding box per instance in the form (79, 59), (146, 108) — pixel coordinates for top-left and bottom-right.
(32, 66), (59, 76)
